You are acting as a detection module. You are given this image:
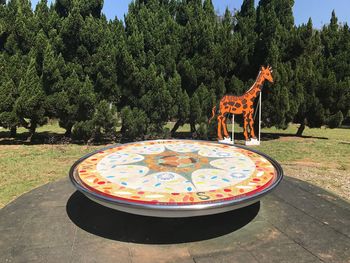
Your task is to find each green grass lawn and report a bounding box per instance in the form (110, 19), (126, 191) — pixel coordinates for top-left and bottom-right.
(0, 121), (349, 207)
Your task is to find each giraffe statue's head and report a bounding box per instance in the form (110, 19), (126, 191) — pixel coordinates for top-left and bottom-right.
(260, 65), (274, 83)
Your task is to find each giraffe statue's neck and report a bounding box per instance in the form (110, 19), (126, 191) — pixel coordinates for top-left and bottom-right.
(245, 71), (264, 98)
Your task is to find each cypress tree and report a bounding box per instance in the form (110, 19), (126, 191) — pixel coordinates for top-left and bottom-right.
(189, 93), (201, 133)
(0, 78), (18, 137)
(59, 6), (84, 63)
(92, 100), (118, 140)
(235, 0), (257, 80)
(140, 72), (173, 133)
(0, 0), (348, 142)
(5, 0), (35, 55)
(15, 58), (46, 141)
(120, 106), (149, 140)
(169, 72), (190, 136)
(34, 0), (50, 34)
(50, 68), (92, 138)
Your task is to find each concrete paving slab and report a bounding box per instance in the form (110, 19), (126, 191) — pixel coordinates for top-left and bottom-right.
(16, 215), (76, 250)
(285, 177), (350, 212)
(193, 249), (259, 263)
(1, 176), (350, 263)
(245, 237), (319, 263)
(0, 227), (21, 255)
(71, 240), (131, 263)
(273, 178), (350, 237)
(130, 246), (193, 263)
(4, 245), (72, 263)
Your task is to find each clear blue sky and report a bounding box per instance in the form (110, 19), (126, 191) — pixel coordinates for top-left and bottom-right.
(31, 0), (350, 28)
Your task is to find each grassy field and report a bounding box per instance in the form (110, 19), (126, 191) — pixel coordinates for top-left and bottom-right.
(0, 122), (349, 208)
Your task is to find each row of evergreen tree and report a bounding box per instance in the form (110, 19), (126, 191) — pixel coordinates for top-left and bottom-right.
(0, 0), (349, 141)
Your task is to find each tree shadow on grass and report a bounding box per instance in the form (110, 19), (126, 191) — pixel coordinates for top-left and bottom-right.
(0, 128), (329, 146)
(260, 132), (328, 141)
(0, 130), (64, 145)
(66, 191), (260, 244)
(0, 130), (118, 146)
(173, 131), (328, 142)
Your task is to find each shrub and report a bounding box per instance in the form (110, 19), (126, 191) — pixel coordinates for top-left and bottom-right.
(208, 117), (218, 139)
(197, 122), (208, 140)
(328, 111), (344, 128)
(93, 100), (118, 140)
(121, 107), (149, 140)
(72, 120), (94, 141)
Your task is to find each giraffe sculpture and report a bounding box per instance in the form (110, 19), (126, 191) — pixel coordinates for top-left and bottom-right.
(209, 66), (274, 141)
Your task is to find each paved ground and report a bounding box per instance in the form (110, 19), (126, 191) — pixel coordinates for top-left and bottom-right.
(1, 176), (350, 263)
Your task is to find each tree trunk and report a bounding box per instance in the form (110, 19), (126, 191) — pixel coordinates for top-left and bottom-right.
(64, 124), (73, 138)
(190, 121), (196, 133)
(296, 120), (306, 137)
(171, 119), (183, 137)
(27, 123), (37, 142)
(10, 126), (17, 138)
(121, 124), (126, 135)
(19, 118), (29, 129)
(190, 121), (197, 138)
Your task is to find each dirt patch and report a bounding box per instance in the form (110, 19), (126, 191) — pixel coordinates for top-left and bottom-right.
(0, 145), (22, 151)
(282, 164), (350, 201)
(277, 136), (304, 142)
(284, 158), (325, 168)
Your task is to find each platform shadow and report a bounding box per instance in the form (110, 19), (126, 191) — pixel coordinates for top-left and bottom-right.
(66, 191), (260, 244)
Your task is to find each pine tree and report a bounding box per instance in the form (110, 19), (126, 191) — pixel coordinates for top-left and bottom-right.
(59, 6), (84, 63)
(34, 0), (50, 34)
(4, 0), (36, 55)
(92, 100), (118, 140)
(0, 0), (349, 142)
(253, 0), (301, 131)
(293, 21), (325, 136)
(189, 93), (201, 133)
(15, 58), (46, 141)
(120, 106), (149, 140)
(140, 72), (173, 133)
(42, 44), (65, 95)
(54, 0), (72, 17)
(235, 0), (257, 80)
(0, 78), (18, 137)
(328, 111), (344, 128)
(89, 42), (120, 104)
(169, 72), (190, 136)
(54, 70), (96, 137)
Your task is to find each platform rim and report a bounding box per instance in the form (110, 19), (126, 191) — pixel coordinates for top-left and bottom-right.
(69, 139), (284, 216)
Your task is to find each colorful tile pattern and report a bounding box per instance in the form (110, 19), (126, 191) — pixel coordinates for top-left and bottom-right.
(74, 140), (278, 205)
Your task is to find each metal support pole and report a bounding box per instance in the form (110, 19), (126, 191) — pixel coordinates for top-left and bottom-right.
(258, 92), (262, 143)
(232, 114), (234, 143)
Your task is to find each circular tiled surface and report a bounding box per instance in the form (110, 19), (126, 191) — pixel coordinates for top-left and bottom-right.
(70, 140), (283, 216)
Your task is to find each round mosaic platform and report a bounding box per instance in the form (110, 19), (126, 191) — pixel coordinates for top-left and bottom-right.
(69, 140), (283, 217)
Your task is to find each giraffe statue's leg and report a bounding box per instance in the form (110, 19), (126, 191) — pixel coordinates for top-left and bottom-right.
(217, 114), (223, 140)
(243, 113), (249, 141)
(248, 111), (257, 139)
(222, 115), (230, 138)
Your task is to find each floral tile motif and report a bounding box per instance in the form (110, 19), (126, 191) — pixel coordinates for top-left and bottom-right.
(74, 140), (278, 205)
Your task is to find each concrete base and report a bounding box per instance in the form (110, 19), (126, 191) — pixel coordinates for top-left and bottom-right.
(245, 138), (261, 146)
(218, 137), (234, 145)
